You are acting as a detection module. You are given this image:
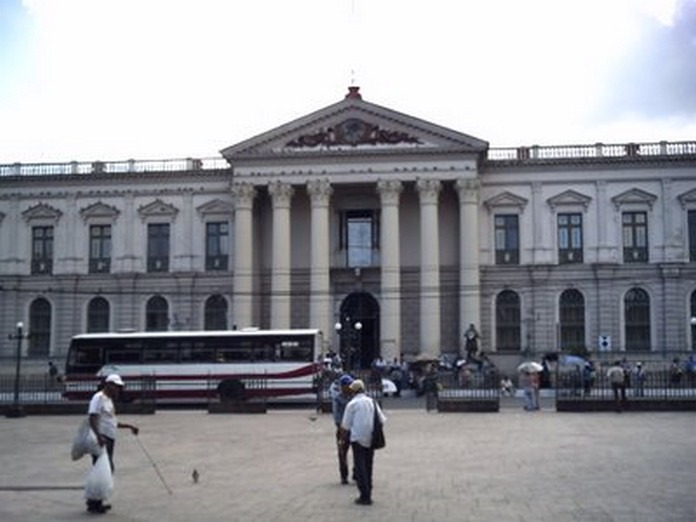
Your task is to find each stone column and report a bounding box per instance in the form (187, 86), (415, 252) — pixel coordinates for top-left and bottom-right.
(120, 193), (136, 272)
(307, 179), (333, 344)
(416, 178), (442, 360)
(377, 180), (403, 363)
(179, 190), (194, 271)
(231, 182), (256, 329)
(268, 181), (294, 329)
(596, 181), (614, 262)
(456, 178), (481, 356)
(661, 178), (677, 261)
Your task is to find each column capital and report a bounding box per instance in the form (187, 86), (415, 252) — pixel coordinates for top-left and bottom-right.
(231, 182), (257, 209)
(307, 178), (333, 206)
(455, 178), (480, 204)
(268, 181), (295, 208)
(416, 178), (442, 204)
(377, 179), (403, 205)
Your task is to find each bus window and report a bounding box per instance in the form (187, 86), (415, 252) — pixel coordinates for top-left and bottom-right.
(256, 344), (274, 361)
(76, 346), (102, 366)
(107, 349), (141, 364)
(279, 339), (312, 361)
(143, 348), (179, 363)
(181, 342), (215, 362)
(217, 347), (250, 362)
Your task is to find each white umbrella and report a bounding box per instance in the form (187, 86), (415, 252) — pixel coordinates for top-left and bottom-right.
(560, 355), (587, 366)
(517, 361), (544, 373)
(382, 378), (398, 396)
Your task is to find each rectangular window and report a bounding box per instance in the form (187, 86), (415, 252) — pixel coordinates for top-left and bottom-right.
(147, 223), (170, 272)
(340, 210), (379, 267)
(495, 214), (519, 265)
(557, 213), (583, 264)
(206, 222), (229, 271)
(89, 225), (112, 273)
(622, 211), (648, 263)
(689, 210), (696, 262)
(31, 226), (53, 274)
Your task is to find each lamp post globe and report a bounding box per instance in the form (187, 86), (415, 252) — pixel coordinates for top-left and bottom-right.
(6, 321), (26, 418)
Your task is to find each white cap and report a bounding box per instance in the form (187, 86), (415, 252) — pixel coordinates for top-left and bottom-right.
(105, 374), (124, 386)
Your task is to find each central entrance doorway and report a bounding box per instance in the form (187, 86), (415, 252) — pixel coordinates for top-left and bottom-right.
(336, 292), (380, 370)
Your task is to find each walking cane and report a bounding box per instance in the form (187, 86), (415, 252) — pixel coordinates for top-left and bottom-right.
(133, 435), (174, 496)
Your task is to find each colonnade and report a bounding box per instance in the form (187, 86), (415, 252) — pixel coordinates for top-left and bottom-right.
(230, 176), (481, 360)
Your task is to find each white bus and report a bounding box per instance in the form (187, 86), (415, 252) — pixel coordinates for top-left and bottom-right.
(63, 329), (324, 403)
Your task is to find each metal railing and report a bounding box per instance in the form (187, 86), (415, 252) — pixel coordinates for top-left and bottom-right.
(0, 157), (230, 177)
(436, 370), (501, 400)
(486, 140), (696, 162)
(2, 140), (695, 178)
(556, 367), (696, 401)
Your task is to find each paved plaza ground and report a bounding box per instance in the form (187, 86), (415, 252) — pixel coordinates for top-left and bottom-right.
(0, 399), (694, 522)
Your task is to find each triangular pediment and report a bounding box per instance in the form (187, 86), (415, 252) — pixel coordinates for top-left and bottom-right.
(547, 189), (592, 210)
(677, 187), (696, 208)
(220, 87), (488, 161)
(611, 188), (657, 210)
(22, 202), (62, 223)
(80, 201), (120, 222)
(196, 199), (234, 217)
(137, 199), (179, 220)
(483, 191), (528, 211)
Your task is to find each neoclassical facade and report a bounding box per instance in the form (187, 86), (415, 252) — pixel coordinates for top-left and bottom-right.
(1, 87), (696, 371)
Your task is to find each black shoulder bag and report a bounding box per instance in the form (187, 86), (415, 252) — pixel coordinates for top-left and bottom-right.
(371, 400), (386, 450)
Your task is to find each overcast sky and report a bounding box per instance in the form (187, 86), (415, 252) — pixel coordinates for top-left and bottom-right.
(0, 0), (694, 163)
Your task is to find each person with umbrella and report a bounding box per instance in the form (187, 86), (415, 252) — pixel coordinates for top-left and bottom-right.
(517, 362), (542, 411)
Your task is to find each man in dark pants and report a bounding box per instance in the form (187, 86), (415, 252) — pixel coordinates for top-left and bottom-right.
(87, 374), (139, 514)
(330, 374), (354, 484)
(607, 361), (627, 413)
(340, 379), (386, 506)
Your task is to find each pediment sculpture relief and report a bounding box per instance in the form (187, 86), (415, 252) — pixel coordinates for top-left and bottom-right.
(286, 118), (421, 148)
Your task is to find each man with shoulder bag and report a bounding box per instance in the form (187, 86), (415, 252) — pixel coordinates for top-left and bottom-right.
(340, 379), (387, 506)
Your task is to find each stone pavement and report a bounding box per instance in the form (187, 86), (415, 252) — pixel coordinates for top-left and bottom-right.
(0, 398), (695, 522)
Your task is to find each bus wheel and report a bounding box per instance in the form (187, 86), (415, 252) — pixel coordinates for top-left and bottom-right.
(217, 379), (246, 402)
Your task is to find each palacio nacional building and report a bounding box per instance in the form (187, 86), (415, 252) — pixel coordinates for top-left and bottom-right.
(1, 87), (695, 370)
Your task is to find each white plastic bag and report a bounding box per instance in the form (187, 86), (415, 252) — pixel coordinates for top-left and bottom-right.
(71, 418), (100, 461)
(84, 452), (113, 501)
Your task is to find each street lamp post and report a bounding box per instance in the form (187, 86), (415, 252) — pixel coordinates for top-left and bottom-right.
(6, 321), (27, 418)
(334, 318), (363, 371)
(354, 322), (363, 368)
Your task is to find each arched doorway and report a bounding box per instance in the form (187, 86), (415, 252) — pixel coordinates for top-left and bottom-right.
(337, 292), (380, 370)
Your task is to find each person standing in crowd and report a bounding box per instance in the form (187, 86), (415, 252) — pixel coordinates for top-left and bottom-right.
(421, 362), (439, 412)
(607, 361), (627, 412)
(633, 362), (645, 397)
(330, 374), (355, 484)
(340, 379), (386, 506)
(86, 374), (139, 514)
(520, 370), (539, 411)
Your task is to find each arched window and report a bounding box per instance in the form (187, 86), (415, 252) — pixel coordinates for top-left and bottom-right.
(204, 294), (228, 330)
(560, 289), (585, 352)
(625, 288), (650, 351)
(146, 296), (169, 332)
(496, 290), (520, 352)
(29, 297), (51, 357)
(87, 297), (110, 333)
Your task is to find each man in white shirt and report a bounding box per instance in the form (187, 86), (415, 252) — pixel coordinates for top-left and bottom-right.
(340, 379), (386, 506)
(86, 374), (139, 514)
